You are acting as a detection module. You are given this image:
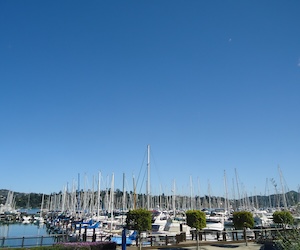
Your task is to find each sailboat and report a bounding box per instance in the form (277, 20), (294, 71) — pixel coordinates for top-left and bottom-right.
(22, 193), (32, 223)
(34, 194), (45, 224)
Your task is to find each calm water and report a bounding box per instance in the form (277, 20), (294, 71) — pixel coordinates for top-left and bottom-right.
(0, 222), (56, 247)
(0, 223), (48, 238)
(18, 208), (41, 215)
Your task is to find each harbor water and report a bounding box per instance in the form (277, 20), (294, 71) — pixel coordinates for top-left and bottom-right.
(0, 222), (56, 248)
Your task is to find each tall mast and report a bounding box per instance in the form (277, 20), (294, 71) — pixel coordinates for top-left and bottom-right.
(232, 178), (236, 210)
(235, 168), (241, 209)
(278, 166), (287, 209)
(172, 179), (176, 214)
(133, 175), (136, 209)
(122, 173), (126, 225)
(224, 170), (228, 212)
(110, 173), (114, 234)
(190, 176), (193, 210)
(97, 171), (101, 220)
(197, 177), (201, 210)
(122, 173), (126, 212)
(208, 180), (211, 210)
(147, 144), (151, 210)
(91, 175), (95, 214)
(77, 173), (81, 213)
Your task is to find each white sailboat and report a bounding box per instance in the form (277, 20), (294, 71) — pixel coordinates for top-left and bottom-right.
(35, 194), (45, 224)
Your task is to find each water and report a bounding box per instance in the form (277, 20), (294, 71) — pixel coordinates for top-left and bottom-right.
(0, 222), (47, 237)
(0, 223), (56, 247)
(18, 208), (40, 215)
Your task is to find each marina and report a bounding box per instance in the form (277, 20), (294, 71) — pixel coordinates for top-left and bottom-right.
(1, 186), (300, 248)
(0, 190), (300, 250)
(1, 149), (299, 248)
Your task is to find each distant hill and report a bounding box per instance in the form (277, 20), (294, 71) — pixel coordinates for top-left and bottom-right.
(0, 189), (44, 209)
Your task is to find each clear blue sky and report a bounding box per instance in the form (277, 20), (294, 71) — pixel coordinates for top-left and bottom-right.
(1, 1), (300, 199)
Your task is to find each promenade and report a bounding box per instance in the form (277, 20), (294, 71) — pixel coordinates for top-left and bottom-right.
(179, 242), (262, 250)
(125, 241), (263, 250)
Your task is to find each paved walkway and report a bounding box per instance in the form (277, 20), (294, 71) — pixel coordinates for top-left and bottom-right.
(185, 242), (262, 250)
(125, 242), (263, 250)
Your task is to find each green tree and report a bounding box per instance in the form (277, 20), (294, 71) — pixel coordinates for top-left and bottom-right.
(273, 210), (294, 228)
(125, 209), (151, 249)
(232, 211), (254, 229)
(272, 211), (298, 250)
(186, 210), (206, 250)
(275, 229), (300, 249)
(273, 211), (300, 250)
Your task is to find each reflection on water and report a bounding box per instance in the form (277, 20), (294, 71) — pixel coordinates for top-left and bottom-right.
(0, 222), (48, 237)
(0, 222), (55, 248)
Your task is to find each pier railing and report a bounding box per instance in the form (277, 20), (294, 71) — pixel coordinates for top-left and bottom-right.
(141, 227), (294, 247)
(0, 227), (293, 248)
(0, 234), (66, 248)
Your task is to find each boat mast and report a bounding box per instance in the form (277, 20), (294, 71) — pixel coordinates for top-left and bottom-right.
(110, 173), (114, 234)
(235, 168), (241, 209)
(147, 144), (151, 210)
(190, 175), (193, 210)
(197, 177), (201, 210)
(172, 179), (176, 215)
(97, 171), (101, 221)
(77, 173), (81, 214)
(208, 180), (211, 210)
(40, 193), (44, 214)
(122, 173), (126, 211)
(278, 166), (288, 209)
(122, 173), (126, 224)
(232, 178), (236, 210)
(133, 175), (136, 209)
(224, 170), (228, 212)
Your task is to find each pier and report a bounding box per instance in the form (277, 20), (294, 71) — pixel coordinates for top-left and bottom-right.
(0, 227), (290, 249)
(0, 234), (64, 248)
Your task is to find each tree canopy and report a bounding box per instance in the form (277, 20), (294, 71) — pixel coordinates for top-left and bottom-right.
(232, 211), (254, 229)
(125, 208), (152, 232)
(273, 210), (294, 227)
(186, 210), (206, 230)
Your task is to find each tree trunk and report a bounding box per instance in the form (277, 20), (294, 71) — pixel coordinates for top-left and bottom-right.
(196, 229), (199, 250)
(139, 235), (142, 250)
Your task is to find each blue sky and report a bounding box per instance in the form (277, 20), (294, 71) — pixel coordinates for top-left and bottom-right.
(1, 1), (300, 199)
